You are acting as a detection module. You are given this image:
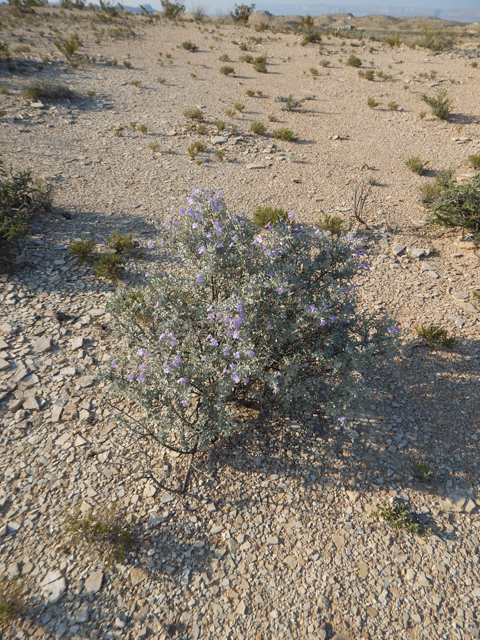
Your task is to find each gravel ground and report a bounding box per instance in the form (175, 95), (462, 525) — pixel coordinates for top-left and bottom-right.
(0, 8), (479, 640)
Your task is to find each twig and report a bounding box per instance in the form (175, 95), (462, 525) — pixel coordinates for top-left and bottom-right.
(352, 181), (372, 229)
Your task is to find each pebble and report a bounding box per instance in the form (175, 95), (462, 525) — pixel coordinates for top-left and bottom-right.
(84, 571), (104, 594)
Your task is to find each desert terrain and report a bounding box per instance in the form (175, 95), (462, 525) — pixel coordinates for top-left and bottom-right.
(0, 5), (480, 640)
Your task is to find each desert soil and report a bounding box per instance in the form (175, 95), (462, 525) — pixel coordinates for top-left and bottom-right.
(0, 8), (480, 640)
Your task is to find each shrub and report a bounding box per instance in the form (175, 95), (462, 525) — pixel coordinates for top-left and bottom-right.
(240, 54), (254, 63)
(415, 324), (457, 350)
(139, 124), (148, 134)
(246, 88), (255, 96)
(70, 235), (95, 260)
(234, 102), (245, 112)
(468, 154), (480, 169)
(364, 69), (375, 81)
(417, 28), (454, 52)
(419, 170), (453, 204)
(273, 127), (297, 141)
(161, 0), (185, 19)
(319, 214), (344, 234)
(106, 58), (118, 66)
(106, 188), (398, 455)
(184, 107), (203, 121)
(219, 53), (230, 61)
(188, 140), (207, 159)
(346, 55), (362, 68)
(53, 33), (83, 59)
(406, 155), (428, 175)
(130, 79), (142, 87)
(220, 65), (235, 76)
(310, 67), (318, 76)
(421, 89), (453, 120)
(420, 173), (480, 235)
(0, 578), (26, 629)
(253, 55), (267, 73)
(158, 76), (166, 84)
(182, 40), (198, 51)
(231, 3), (255, 23)
(0, 155), (51, 266)
(387, 101), (399, 111)
(373, 500), (432, 536)
(22, 79), (74, 102)
(367, 97), (378, 109)
(319, 59), (330, 67)
(250, 121), (265, 135)
(64, 504), (135, 566)
(225, 108), (236, 117)
(384, 35), (401, 47)
(253, 204), (286, 226)
(216, 120), (225, 132)
(301, 29), (321, 46)
(268, 113), (277, 122)
(149, 141), (161, 151)
(108, 231), (135, 253)
(94, 253), (124, 280)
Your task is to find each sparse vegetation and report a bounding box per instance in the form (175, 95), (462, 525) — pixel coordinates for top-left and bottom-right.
(22, 79), (74, 102)
(250, 121), (266, 135)
(253, 205), (286, 227)
(0, 578), (26, 630)
(53, 33), (83, 59)
(268, 113), (278, 122)
(182, 40), (198, 51)
(467, 154), (480, 169)
(64, 504), (135, 566)
(94, 253), (124, 280)
(216, 120), (225, 132)
(319, 213), (344, 234)
(372, 500), (432, 536)
(273, 127), (297, 141)
(234, 102), (245, 112)
(107, 231), (136, 253)
(188, 140), (207, 159)
(415, 460), (436, 483)
(421, 89), (453, 120)
(149, 142), (160, 152)
(415, 323), (457, 350)
(346, 54), (362, 68)
(246, 89), (255, 97)
(231, 3), (255, 24)
(161, 0), (185, 19)
(184, 107), (203, 121)
(69, 235), (95, 261)
(406, 155), (428, 175)
(220, 65), (235, 76)
(367, 97), (379, 109)
(139, 124), (148, 135)
(387, 101), (399, 111)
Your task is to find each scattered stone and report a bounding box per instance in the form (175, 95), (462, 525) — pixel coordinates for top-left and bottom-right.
(409, 247), (428, 259)
(160, 492), (174, 504)
(84, 571), (104, 594)
(392, 244), (406, 256)
(266, 536), (279, 545)
(71, 337), (84, 350)
(130, 567), (148, 587)
(0, 323), (16, 334)
(33, 336), (52, 352)
(211, 136), (228, 145)
(246, 163), (266, 170)
(41, 571), (66, 604)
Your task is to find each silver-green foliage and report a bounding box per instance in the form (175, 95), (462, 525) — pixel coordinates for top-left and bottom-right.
(107, 189), (398, 453)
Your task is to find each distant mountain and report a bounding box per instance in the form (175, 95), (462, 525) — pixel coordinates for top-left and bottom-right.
(255, 3), (480, 22)
(122, 3), (157, 13)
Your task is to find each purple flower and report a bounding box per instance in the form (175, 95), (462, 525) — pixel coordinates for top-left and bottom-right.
(139, 365), (149, 371)
(237, 301), (243, 313)
(145, 272), (151, 278)
(126, 374), (134, 382)
(234, 352), (241, 359)
(217, 243), (224, 248)
(276, 287), (284, 294)
(192, 223), (198, 229)
(163, 367), (170, 374)
(387, 325), (400, 334)
(196, 275), (205, 283)
(223, 348), (230, 356)
(247, 350), (255, 358)
(288, 211), (295, 219)
(170, 339), (178, 346)
(137, 372), (146, 383)
(231, 374), (241, 384)
(320, 318), (327, 326)
(177, 378), (187, 385)
(275, 371), (282, 377)
(243, 377), (249, 384)
(201, 355), (206, 362)
(137, 349), (144, 356)
(338, 416), (346, 425)
(147, 241), (154, 249)
(111, 361), (117, 369)
(181, 399), (189, 408)
(205, 232), (212, 239)
(330, 317), (336, 323)
(273, 387), (280, 394)
(308, 305), (316, 313)
(211, 338), (218, 346)
(198, 246), (205, 255)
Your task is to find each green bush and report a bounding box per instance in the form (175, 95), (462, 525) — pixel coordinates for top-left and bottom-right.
(22, 79), (74, 102)
(161, 0), (185, 19)
(467, 154), (480, 169)
(301, 29), (321, 46)
(70, 235), (95, 261)
(421, 89), (453, 120)
(253, 205), (286, 226)
(184, 107), (203, 121)
(94, 253), (124, 280)
(345, 55), (362, 68)
(273, 127), (297, 141)
(182, 40), (198, 51)
(220, 65), (235, 76)
(230, 3), (255, 23)
(420, 173), (480, 235)
(107, 231), (135, 253)
(367, 97), (378, 109)
(188, 140), (207, 159)
(250, 121), (266, 135)
(53, 33), (83, 59)
(106, 188), (399, 455)
(319, 214), (344, 234)
(406, 155), (428, 175)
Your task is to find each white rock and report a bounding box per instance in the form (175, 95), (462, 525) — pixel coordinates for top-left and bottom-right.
(143, 483), (156, 498)
(71, 337), (84, 350)
(266, 536), (279, 545)
(392, 244), (406, 256)
(0, 359), (11, 371)
(41, 575), (66, 604)
(84, 571), (104, 593)
(246, 163), (266, 170)
(211, 136), (228, 144)
(51, 405), (64, 423)
(161, 492), (174, 504)
(33, 337), (51, 352)
(0, 323), (16, 334)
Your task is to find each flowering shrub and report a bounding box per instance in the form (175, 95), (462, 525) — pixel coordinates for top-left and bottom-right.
(107, 189), (399, 454)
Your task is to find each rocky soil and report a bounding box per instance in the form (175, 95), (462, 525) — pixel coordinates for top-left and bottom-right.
(0, 8), (479, 640)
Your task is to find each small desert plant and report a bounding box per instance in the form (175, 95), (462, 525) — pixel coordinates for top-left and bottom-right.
(310, 67), (318, 76)
(216, 120), (225, 132)
(219, 53), (229, 61)
(406, 155), (428, 175)
(253, 205), (287, 226)
(268, 113), (278, 122)
(240, 54), (254, 63)
(421, 172), (480, 235)
(364, 69), (375, 81)
(250, 121), (266, 135)
(188, 140), (207, 159)
(158, 76), (166, 84)
(414, 460), (436, 483)
(161, 0), (185, 19)
(139, 124), (148, 135)
(182, 40), (198, 51)
(106, 58), (118, 66)
(0, 578), (26, 629)
(22, 79), (73, 102)
(421, 89), (453, 120)
(239, 43), (248, 51)
(123, 59), (132, 68)
(471, 61), (478, 69)
(87, 89), (95, 98)
(197, 124), (207, 134)
(220, 65), (235, 76)
(246, 89), (255, 97)
(70, 235), (95, 261)
(319, 59), (330, 67)
(94, 253), (124, 280)
(130, 79), (142, 87)
(319, 214), (344, 234)
(184, 107), (203, 121)
(415, 323), (456, 350)
(256, 90), (263, 96)
(301, 29), (321, 46)
(64, 504), (135, 566)
(372, 500), (432, 536)
(273, 127), (296, 141)
(149, 141), (161, 152)
(367, 97), (379, 109)
(419, 110), (427, 120)
(225, 108), (236, 117)
(215, 150), (225, 160)
(384, 35), (401, 47)
(234, 102), (245, 112)
(345, 54), (362, 68)
(388, 101), (399, 111)
(53, 33), (83, 59)
(108, 231), (135, 253)
(253, 58), (267, 73)
(230, 3), (254, 24)
(467, 154), (480, 169)
(106, 189), (399, 461)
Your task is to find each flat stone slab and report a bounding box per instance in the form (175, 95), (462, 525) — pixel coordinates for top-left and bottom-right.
(84, 571), (104, 594)
(246, 163), (266, 170)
